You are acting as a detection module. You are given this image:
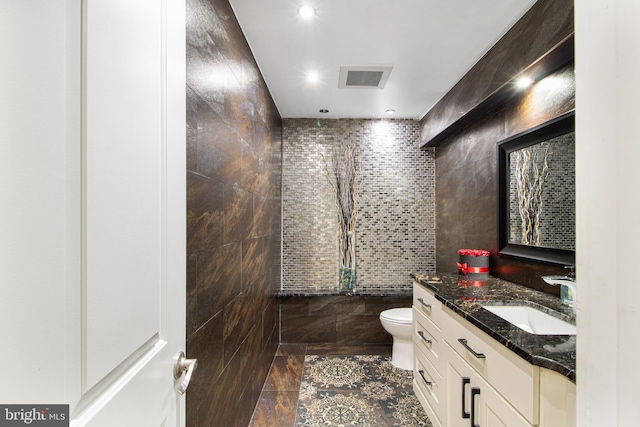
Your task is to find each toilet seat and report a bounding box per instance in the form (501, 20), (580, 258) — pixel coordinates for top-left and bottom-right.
(380, 307), (412, 324)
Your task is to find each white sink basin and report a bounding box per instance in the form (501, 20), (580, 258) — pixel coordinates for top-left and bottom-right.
(481, 304), (576, 335)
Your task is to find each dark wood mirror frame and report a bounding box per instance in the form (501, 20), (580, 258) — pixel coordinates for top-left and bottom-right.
(497, 110), (575, 266)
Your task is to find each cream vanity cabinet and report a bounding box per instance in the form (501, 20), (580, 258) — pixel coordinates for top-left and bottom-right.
(412, 281), (576, 427)
(413, 281), (446, 427)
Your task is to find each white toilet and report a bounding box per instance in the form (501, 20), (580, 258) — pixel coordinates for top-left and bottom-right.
(379, 307), (414, 370)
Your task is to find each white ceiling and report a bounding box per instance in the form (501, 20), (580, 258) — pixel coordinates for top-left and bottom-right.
(228, 0), (537, 119)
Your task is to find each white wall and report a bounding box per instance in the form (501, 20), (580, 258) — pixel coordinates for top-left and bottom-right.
(576, 0), (640, 424)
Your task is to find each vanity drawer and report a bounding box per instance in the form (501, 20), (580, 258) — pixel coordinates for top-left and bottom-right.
(413, 281), (442, 327)
(442, 307), (539, 425)
(414, 344), (445, 425)
(413, 308), (443, 376)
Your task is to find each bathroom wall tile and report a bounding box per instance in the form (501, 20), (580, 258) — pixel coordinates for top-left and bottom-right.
(223, 184), (254, 244)
(266, 328), (280, 362)
(492, 256), (563, 296)
(262, 296), (278, 348)
(186, 87), (198, 172)
(276, 344), (308, 356)
(307, 296), (365, 315)
(279, 296), (310, 316)
(206, 0), (252, 65)
(186, 313), (224, 408)
(187, 172), (224, 254)
(253, 274), (271, 309)
(185, 27), (224, 112)
(253, 117), (273, 158)
(223, 289), (263, 364)
(195, 105), (243, 186)
(279, 296), (412, 346)
(195, 243), (242, 328)
(197, 344), (244, 427)
(362, 296), (413, 314)
(435, 110), (505, 273)
(236, 389), (260, 427)
(186, 400), (197, 427)
(186, 0), (281, 424)
(241, 143), (270, 196)
(186, 254), (198, 337)
(280, 314), (337, 343)
(268, 256), (282, 295)
(200, 326), (269, 427)
(252, 194), (272, 238)
(336, 314), (391, 344)
(224, 89), (256, 147)
(237, 319), (269, 403)
(242, 236), (264, 291)
(472, 157), (497, 198)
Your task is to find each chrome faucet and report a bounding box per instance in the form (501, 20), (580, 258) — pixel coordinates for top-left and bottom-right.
(542, 266), (576, 313)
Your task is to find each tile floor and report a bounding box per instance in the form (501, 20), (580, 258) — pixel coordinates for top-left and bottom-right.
(248, 343), (429, 427)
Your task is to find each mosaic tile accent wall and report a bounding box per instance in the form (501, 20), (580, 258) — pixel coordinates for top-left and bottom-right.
(282, 119), (436, 295)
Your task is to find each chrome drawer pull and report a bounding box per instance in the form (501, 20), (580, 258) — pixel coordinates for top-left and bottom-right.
(418, 370), (432, 386)
(458, 338), (486, 358)
(417, 298), (431, 309)
(418, 330), (432, 344)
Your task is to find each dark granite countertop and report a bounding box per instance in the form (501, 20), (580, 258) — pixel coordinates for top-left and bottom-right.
(411, 272), (576, 382)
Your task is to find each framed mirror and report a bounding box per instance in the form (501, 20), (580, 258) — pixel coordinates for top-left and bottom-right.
(498, 111), (575, 265)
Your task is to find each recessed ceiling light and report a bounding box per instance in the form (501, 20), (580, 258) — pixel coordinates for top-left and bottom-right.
(298, 5), (315, 18)
(516, 76), (534, 89)
(385, 109), (396, 114)
(307, 71), (319, 83)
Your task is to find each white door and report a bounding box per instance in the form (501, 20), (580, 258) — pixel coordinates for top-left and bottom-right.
(0, 1), (188, 426)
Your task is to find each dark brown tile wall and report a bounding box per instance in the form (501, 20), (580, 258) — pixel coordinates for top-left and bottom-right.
(185, 0), (282, 425)
(420, 0), (574, 145)
(280, 295), (413, 344)
(429, 0), (575, 294)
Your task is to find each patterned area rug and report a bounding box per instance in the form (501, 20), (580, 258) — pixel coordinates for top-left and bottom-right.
(294, 355), (432, 427)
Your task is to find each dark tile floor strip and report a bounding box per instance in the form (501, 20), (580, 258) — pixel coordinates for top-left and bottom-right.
(249, 344), (431, 427)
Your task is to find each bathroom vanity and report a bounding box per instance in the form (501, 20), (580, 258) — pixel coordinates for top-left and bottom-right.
(411, 273), (576, 427)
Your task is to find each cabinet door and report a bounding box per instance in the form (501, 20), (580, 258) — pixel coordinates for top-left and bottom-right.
(445, 342), (476, 427)
(444, 343), (531, 427)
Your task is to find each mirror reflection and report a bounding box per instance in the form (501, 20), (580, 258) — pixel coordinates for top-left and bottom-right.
(508, 132), (575, 250)
(498, 111), (575, 265)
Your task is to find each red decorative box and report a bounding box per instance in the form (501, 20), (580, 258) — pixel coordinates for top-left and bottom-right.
(456, 249), (490, 280)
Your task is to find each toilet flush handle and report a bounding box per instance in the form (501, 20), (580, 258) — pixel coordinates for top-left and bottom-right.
(174, 351), (198, 395)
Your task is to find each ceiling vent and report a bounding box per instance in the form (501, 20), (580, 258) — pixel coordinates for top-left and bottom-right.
(339, 65), (393, 89)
